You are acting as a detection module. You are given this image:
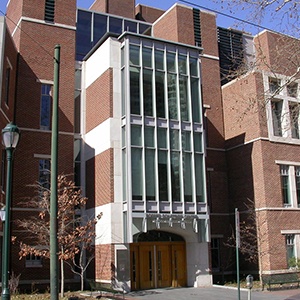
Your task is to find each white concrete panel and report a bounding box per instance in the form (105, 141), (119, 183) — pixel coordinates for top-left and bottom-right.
(85, 37), (121, 89)
(84, 117), (121, 161)
(88, 202), (123, 245)
(186, 242), (212, 287)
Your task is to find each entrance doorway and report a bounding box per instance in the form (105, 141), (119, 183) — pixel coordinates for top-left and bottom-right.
(130, 231), (187, 290)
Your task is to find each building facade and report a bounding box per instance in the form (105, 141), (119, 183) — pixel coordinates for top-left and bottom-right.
(0, 0), (299, 292)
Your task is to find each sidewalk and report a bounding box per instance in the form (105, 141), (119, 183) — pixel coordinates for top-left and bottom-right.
(124, 285), (300, 300)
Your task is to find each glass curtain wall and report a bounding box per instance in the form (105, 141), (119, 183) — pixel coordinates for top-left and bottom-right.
(122, 36), (205, 210)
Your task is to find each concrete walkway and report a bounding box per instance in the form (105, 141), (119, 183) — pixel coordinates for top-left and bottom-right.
(124, 285), (300, 300)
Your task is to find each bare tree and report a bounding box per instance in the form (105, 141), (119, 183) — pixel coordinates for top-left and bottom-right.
(214, 0), (300, 36)
(226, 200), (281, 285)
(16, 175), (99, 295)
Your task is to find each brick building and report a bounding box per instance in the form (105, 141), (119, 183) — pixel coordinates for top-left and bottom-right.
(0, 0), (299, 292)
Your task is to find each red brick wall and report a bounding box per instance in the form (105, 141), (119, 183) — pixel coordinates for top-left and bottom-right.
(95, 244), (115, 281)
(14, 20), (75, 132)
(86, 68), (113, 133)
(200, 11), (219, 57)
(135, 4), (165, 23)
(91, 0), (135, 19)
(222, 72), (267, 144)
(255, 31), (300, 76)
(201, 57), (224, 149)
(86, 149), (114, 209)
(1, 28), (18, 122)
(153, 5), (194, 46)
(5, 0), (77, 286)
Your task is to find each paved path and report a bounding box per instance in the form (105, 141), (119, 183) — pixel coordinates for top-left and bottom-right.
(124, 285), (300, 300)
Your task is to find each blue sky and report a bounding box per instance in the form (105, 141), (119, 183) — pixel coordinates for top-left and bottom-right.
(0, 0), (281, 36)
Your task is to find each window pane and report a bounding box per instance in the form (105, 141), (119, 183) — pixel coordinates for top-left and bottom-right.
(167, 52), (176, 72)
(287, 82), (298, 97)
(178, 55), (187, 74)
(130, 44), (140, 66)
(109, 17), (122, 34)
(143, 69), (153, 116)
(194, 132), (202, 152)
(171, 151), (181, 201)
(157, 127), (167, 149)
(131, 148), (143, 200)
(295, 167), (300, 207)
(289, 103), (300, 139)
(131, 125), (142, 146)
(168, 74), (178, 120)
(145, 126), (154, 147)
(170, 129), (179, 150)
(190, 57), (198, 76)
(156, 71), (165, 118)
(142, 47), (152, 68)
(122, 149), (127, 201)
(179, 76), (190, 121)
(124, 20), (137, 33)
(40, 84), (52, 130)
(76, 10), (92, 59)
(191, 77), (200, 123)
(121, 69), (125, 116)
(281, 165), (291, 206)
(155, 49), (164, 70)
(130, 67), (140, 115)
(286, 235), (295, 263)
(158, 150), (168, 201)
(94, 14), (107, 44)
(182, 131), (191, 151)
(145, 149), (156, 200)
(195, 154), (204, 202)
(271, 100), (283, 136)
(269, 77), (281, 94)
(39, 159), (50, 189)
(183, 152), (193, 202)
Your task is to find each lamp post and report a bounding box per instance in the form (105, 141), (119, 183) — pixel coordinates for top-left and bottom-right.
(1, 123), (19, 300)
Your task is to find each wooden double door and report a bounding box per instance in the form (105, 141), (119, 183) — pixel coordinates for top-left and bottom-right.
(130, 241), (186, 290)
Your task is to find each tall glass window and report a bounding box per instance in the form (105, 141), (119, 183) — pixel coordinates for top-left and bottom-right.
(40, 84), (52, 130)
(39, 159), (50, 189)
(130, 67), (140, 115)
(156, 71), (165, 118)
(171, 151), (181, 201)
(179, 76), (189, 121)
(168, 74), (178, 120)
(158, 150), (168, 201)
(145, 149), (155, 200)
(125, 37), (205, 206)
(143, 69), (153, 116)
(195, 154), (204, 202)
(281, 165), (291, 207)
(131, 148), (143, 200)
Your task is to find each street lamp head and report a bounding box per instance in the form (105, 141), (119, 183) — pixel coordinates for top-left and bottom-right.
(2, 123), (20, 150)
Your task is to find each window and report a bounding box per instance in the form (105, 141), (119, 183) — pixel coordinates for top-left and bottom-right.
(286, 234), (296, 264)
(281, 165), (291, 207)
(211, 238), (221, 271)
(40, 84), (52, 130)
(271, 100), (283, 137)
(44, 0), (55, 22)
(287, 82), (298, 98)
(26, 254), (42, 267)
(269, 77), (281, 94)
(289, 103), (300, 139)
(280, 164), (300, 208)
(265, 75), (300, 142)
(39, 159), (50, 189)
